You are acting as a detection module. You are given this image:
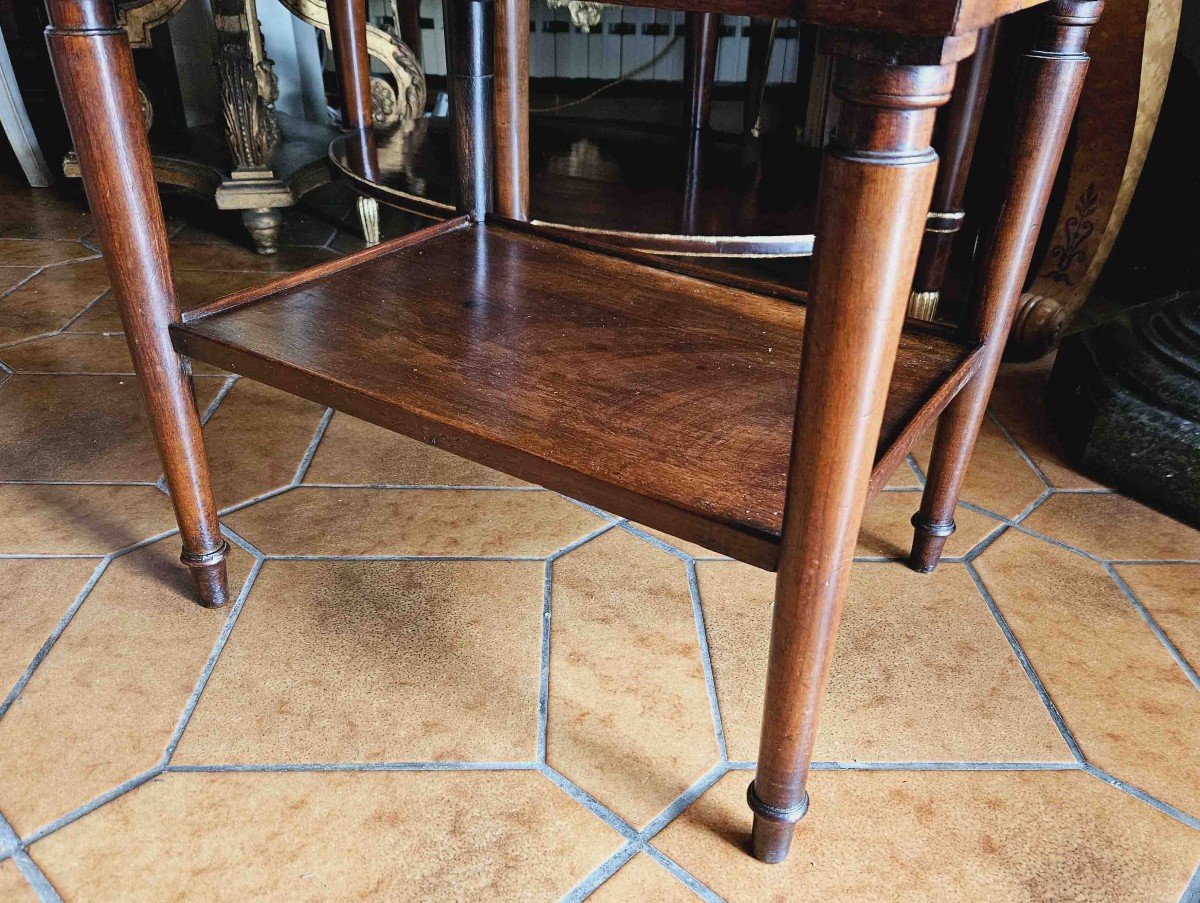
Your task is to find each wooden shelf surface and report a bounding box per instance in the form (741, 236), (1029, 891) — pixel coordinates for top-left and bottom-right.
(330, 116), (820, 256)
(172, 219), (980, 569)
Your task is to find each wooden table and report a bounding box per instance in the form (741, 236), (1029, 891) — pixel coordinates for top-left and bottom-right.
(42, 0), (1100, 865)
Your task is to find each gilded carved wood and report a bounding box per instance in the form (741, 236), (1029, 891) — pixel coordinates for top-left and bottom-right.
(117, 0), (192, 48)
(275, 0), (426, 126)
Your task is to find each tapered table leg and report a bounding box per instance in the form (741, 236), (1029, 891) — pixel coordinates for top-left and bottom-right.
(908, 24), (997, 321)
(749, 49), (957, 863)
(910, 0), (1102, 572)
(44, 0), (229, 607)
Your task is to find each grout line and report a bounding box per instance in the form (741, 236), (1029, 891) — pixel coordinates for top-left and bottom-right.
(643, 846), (724, 902)
(559, 496), (622, 523)
(298, 482), (545, 491)
(165, 761), (537, 773)
(965, 562), (1085, 763)
(559, 842), (640, 903)
(724, 760), (1084, 772)
(264, 553), (552, 562)
(537, 560), (553, 765)
(0, 266), (44, 305)
(684, 561), (728, 760)
(217, 483), (295, 517)
(159, 557), (265, 766)
(0, 810), (60, 903)
(0, 480), (159, 486)
(0, 558), (110, 721)
(1081, 765), (1200, 831)
(539, 765), (640, 841)
(640, 763), (728, 841)
(1010, 487), (1053, 527)
(1104, 564), (1200, 692)
(987, 409), (1052, 491)
(22, 767), (163, 847)
(1011, 523), (1108, 565)
(907, 451), (928, 484)
(197, 374), (238, 426)
(547, 520), (624, 563)
(291, 408), (334, 485)
(619, 521), (694, 562)
(1180, 861), (1200, 903)
(220, 525), (265, 560)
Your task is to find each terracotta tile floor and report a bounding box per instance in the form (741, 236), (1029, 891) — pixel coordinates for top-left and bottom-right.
(2, 173), (1199, 901)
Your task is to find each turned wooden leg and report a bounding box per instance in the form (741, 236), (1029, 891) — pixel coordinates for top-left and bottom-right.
(743, 18), (777, 141)
(908, 25), (996, 320)
(45, 0), (230, 607)
(684, 12), (719, 132)
(750, 46), (957, 863)
(910, 0), (1102, 572)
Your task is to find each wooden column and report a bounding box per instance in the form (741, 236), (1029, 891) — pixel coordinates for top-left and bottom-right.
(749, 45), (959, 863)
(44, 0), (230, 607)
(910, 0), (1102, 572)
(444, 0), (494, 219)
(908, 24), (997, 320)
(684, 12), (719, 132)
(494, 0), (529, 219)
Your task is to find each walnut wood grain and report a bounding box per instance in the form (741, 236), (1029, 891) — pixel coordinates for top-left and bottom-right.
(171, 221), (974, 571)
(749, 53), (956, 864)
(44, 0), (230, 606)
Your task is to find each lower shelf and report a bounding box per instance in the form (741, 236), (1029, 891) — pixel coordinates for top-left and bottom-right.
(172, 218), (980, 569)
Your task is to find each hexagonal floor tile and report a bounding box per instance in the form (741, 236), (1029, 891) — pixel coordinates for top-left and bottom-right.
(0, 859), (37, 902)
(0, 484), (180, 555)
(912, 415), (1047, 518)
(1022, 493), (1200, 562)
(1115, 564), (1200, 672)
(590, 852), (695, 901)
(303, 412), (527, 487)
(989, 360), (1107, 491)
(200, 380), (327, 510)
(0, 240), (95, 269)
(546, 529), (720, 829)
(0, 539), (254, 835)
(29, 770), (622, 901)
(0, 258), (109, 346)
(655, 770), (1200, 901)
(696, 559), (1070, 763)
(0, 374), (224, 482)
(173, 559), (544, 764)
(975, 530), (1200, 818)
(0, 558), (100, 703)
(225, 486), (606, 557)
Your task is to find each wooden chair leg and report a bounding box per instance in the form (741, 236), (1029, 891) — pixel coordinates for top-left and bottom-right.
(684, 12), (719, 132)
(45, 0), (230, 607)
(749, 46), (957, 863)
(907, 24), (997, 321)
(910, 0), (1102, 572)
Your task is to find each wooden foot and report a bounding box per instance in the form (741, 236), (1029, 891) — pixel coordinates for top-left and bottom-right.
(912, 0), (1102, 573)
(748, 782), (808, 863)
(243, 207), (282, 254)
(46, 0), (229, 608)
(357, 196), (381, 246)
(749, 42), (958, 863)
(908, 513), (956, 572)
(183, 541), (233, 607)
